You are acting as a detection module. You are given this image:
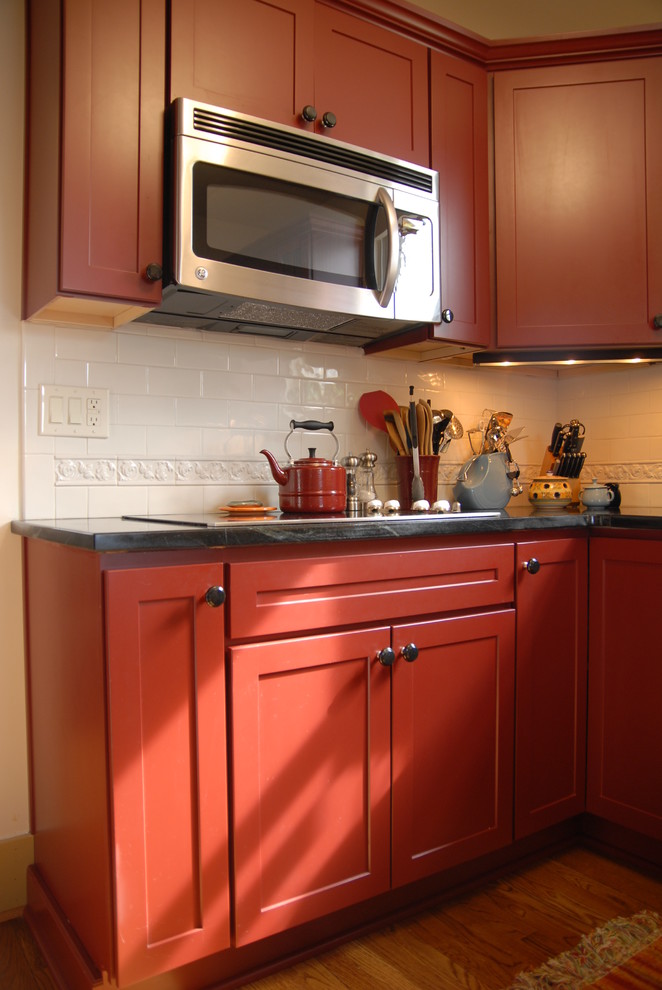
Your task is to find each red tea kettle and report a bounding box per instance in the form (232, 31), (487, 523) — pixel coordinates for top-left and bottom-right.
(261, 420), (346, 514)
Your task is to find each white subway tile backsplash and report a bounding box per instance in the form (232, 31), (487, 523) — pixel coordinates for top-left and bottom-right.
(23, 454), (56, 518)
(300, 379), (346, 407)
(177, 397), (228, 428)
(55, 326), (117, 363)
(53, 436), (89, 458)
(202, 369), (253, 399)
(88, 484), (148, 518)
(118, 331), (176, 367)
(148, 366), (202, 397)
(146, 425), (203, 458)
(20, 323), (662, 518)
(229, 399), (280, 430)
(89, 361), (148, 394)
(253, 374), (301, 404)
(55, 485), (89, 519)
(54, 359), (88, 386)
(117, 395), (177, 426)
(228, 342), (279, 375)
(22, 324), (56, 388)
(176, 337), (230, 370)
(146, 485), (205, 515)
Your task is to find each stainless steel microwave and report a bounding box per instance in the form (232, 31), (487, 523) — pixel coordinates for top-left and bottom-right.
(138, 99), (443, 347)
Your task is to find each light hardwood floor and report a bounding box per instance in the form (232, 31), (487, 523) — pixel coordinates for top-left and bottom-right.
(4, 845), (662, 989)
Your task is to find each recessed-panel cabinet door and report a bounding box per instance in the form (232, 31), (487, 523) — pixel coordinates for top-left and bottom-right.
(430, 50), (490, 347)
(515, 537), (588, 838)
(60, 0), (165, 304)
(495, 59), (662, 347)
(313, 5), (429, 165)
(170, 0), (315, 128)
(105, 563), (229, 986)
(391, 610), (515, 887)
(230, 627), (391, 946)
(587, 536), (662, 841)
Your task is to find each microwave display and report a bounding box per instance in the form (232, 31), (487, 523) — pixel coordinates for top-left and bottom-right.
(192, 163), (391, 291)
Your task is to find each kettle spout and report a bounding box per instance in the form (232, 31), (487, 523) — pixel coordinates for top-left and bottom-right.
(260, 449), (288, 486)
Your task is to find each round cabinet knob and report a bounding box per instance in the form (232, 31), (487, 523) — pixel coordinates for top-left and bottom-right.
(378, 646), (396, 667)
(441, 309), (454, 324)
(144, 262), (163, 282)
(205, 585), (226, 608)
(400, 643), (419, 663)
(523, 558), (541, 574)
(653, 314), (662, 329)
(321, 111), (337, 129)
(301, 105), (317, 122)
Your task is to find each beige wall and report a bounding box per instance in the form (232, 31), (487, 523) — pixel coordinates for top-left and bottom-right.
(413, 0), (662, 39)
(0, 0), (29, 894)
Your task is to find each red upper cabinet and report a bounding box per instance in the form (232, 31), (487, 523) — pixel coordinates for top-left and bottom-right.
(494, 58), (662, 349)
(312, 5), (429, 165)
(430, 50), (490, 348)
(169, 0), (315, 128)
(169, 0), (429, 165)
(24, 0), (166, 327)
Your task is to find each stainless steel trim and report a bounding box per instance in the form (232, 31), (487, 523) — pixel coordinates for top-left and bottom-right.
(376, 187), (400, 308)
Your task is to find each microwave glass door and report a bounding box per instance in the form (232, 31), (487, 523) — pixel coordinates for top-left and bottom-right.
(191, 163), (390, 292)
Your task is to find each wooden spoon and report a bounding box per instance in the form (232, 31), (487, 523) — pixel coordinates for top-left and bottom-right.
(383, 410), (408, 455)
(416, 401), (428, 456)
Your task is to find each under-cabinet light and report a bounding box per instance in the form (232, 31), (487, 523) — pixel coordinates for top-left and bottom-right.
(472, 348), (662, 367)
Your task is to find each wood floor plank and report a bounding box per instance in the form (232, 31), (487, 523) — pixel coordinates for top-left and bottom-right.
(4, 846), (662, 990)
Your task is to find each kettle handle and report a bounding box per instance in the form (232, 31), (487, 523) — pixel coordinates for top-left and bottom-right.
(290, 420), (334, 432)
(285, 420), (339, 464)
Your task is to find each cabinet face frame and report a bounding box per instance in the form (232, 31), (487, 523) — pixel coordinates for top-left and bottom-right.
(105, 562), (230, 985)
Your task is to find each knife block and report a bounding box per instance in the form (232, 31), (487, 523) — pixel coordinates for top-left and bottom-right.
(539, 449), (581, 503)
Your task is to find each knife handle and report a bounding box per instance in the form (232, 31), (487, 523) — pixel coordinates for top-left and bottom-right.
(549, 422), (562, 452)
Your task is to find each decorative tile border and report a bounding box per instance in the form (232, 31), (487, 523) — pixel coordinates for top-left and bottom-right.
(55, 457), (274, 485)
(54, 458), (661, 487)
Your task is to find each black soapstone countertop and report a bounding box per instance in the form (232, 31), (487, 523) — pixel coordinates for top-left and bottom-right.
(10, 505), (662, 553)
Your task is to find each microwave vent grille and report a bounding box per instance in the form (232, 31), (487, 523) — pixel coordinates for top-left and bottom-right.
(192, 107), (433, 195)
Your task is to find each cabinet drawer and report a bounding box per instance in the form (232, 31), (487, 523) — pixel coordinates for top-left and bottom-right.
(227, 543), (514, 639)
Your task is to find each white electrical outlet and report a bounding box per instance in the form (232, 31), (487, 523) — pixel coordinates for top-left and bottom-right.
(39, 385), (110, 438)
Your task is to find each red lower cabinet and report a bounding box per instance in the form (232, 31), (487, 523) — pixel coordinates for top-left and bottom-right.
(587, 535), (662, 841)
(230, 610), (516, 943)
(230, 627), (392, 946)
(514, 536), (588, 838)
(105, 563), (230, 985)
(391, 611), (515, 886)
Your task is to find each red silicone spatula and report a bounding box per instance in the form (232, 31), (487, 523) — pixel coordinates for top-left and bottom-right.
(358, 390), (399, 432)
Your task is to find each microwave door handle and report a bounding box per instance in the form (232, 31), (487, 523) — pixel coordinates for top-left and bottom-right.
(375, 187), (399, 308)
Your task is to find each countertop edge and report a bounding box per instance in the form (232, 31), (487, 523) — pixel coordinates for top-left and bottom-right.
(11, 508), (655, 552)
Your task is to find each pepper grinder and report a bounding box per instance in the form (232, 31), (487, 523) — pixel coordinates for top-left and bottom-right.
(358, 450), (378, 511)
(341, 454), (360, 515)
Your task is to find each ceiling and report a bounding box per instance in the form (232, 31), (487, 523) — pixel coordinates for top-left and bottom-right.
(410, 0), (662, 40)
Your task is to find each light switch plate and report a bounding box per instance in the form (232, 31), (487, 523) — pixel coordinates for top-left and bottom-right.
(39, 385), (110, 438)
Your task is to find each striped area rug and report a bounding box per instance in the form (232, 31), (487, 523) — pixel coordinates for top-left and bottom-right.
(506, 911), (662, 989)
